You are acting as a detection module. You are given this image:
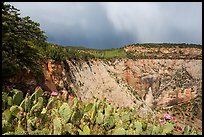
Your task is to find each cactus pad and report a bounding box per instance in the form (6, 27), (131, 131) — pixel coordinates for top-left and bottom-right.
(134, 121), (143, 134)
(112, 127), (126, 135)
(162, 123), (174, 134)
(30, 104), (39, 116)
(10, 105), (23, 118)
(12, 89), (23, 105)
(84, 103), (93, 112)
(78, 125), (90, 135)
(59, 103), (72, 123)
(53, 117), (62, 135)
(35, 87), (43, 99)
(7, 96), (13, 106)
(96, 112), (104, 124)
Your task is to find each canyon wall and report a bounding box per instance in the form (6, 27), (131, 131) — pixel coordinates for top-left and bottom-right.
(44, 58), (202, 107)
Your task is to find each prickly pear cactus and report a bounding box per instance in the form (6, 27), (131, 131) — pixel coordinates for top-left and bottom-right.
(10, 105), (23, 118)
(2, 92), (8, 109)
(47, 98), (55, 109)
(62, 123), (73, 135)
(162, 123), (174, 135)
(72, 97), (79, 110)
(117, 119), (126, 128)
(127, 128), (136, 135)
(2, 109), (12, 134)
(20, 99), (25, 110)
(30, 104), (39, 116)
(3, 131), (15, 135)
(114, 113), (120, 122)
(24, 93), (32, 112)
(12, 89), (23, 105)
(134, 121), (143, 134)
(35, 87), (43, 100)
(30, 96), (44, 116)
(112, 127), (126, 135)
(41, 108), (47, 115)
(121, 112), (130, 122)
(7, 96), (13, 106)
(70, 109), (83, 126)
(59, 103), (72, 123)
(30, 88), (43, 103)
(90, 103), (97, 124)
(82, 125), (90, 135)
(15, 125), (26, 135)
(183, 125), (190, 135)
(30, 128), (50, 135)
(151, 125), (161, 134)
(84, 103), (93, 112)
(96, 112), (104, 125)
(104, 104), (112, 120)
(30, 92), (35, 103)
(53, 117), (62, 135)
(104, 116), (115, 130)
(78, 125), (90, 135)
(2, 109), (12, 122)
(37, 97), (44, 108)
(27, 119), (35, 134)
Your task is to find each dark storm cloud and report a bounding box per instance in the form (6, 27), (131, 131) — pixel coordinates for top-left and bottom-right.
(9, 2), (202, 49)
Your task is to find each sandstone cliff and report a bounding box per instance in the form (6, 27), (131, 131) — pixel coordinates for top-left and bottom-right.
(43, 58), (201, 103)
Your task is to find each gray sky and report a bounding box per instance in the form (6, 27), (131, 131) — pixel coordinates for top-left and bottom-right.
(9, 2), (202, 49)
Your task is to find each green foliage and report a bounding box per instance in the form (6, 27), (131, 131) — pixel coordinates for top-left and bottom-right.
(96, 112), (104, 125)
(162, 122), (174, 134)
(53, 117), (62, 135)
(151, 125), (161, 134)
(34, 88), (43, 100)
(183, 125), (190, 135)
(15, 125), (27, 135)
(59, 103), (72, 123)
(121, 111), (130, 122)
(10, 105), (21, 114)
(2, 3), (47, 81)
(30, 128), (50, 135)
(89, 48), (127, 59)
(12, 89), (23, 105)
(78, 125), (90, 135)
(104, 116), (115, 130)
(42, 42), (202, 62)
(8, 96), (13, 106)
(84, 103), (93, 112)
(134, 121), (143, 134)
(2, 92), (8, 110)
(112, 127), (126, 135)
(24, 94), (32, 112)
(2, 109), (12, 133)
(1, 88), (202, 135)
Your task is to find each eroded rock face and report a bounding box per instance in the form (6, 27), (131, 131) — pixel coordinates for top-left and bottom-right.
(45, 59), (201, 108)
(9, 57), (201, 110)
(42, 62), (57, 92)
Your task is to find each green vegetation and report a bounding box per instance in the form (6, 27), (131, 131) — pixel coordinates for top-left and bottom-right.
(2, 2), (47, 81)
(43, 42), (202, 62)
(88, 48), (127, 59)
(2, 87), (202, 135)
